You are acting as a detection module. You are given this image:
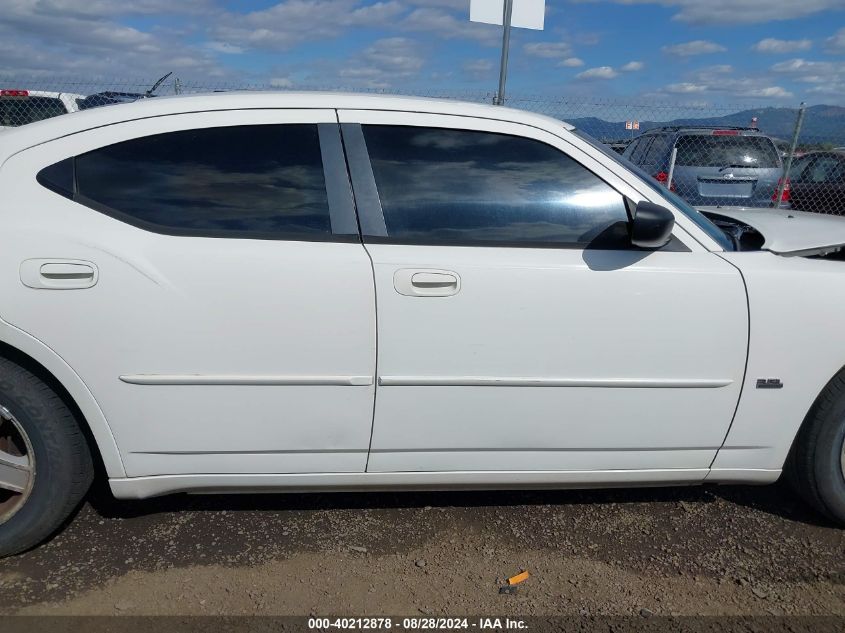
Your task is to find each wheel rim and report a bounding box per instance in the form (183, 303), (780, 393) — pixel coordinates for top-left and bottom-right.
(0, 405), (35, 525)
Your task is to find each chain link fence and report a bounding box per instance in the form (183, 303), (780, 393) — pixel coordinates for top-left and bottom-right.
(2, 77), (844, 215)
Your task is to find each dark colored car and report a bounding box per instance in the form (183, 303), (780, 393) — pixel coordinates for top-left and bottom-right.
(623, 126), (786, 207)
(75, 91), (148, 111)
(788, 151), (845, 215)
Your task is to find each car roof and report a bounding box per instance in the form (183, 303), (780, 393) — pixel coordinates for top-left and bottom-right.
(0, 91), (575, 163)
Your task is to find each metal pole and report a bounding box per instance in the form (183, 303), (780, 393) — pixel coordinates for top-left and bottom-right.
(776, 102), (806, 208)
(666, 146), (678, 191)
(493, 0), (514, 106)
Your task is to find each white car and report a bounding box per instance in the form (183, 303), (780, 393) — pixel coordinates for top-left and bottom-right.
(1, 92), (845, 556)
(0, 89), (84, 130)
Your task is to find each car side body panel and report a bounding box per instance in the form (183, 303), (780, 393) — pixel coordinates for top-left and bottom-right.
(711, 251), (845, 474)
(0, 93), (838, 499)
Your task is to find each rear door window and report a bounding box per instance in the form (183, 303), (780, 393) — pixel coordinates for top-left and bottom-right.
(37, 124), (352, 240)
(0, 96), (66, 127)
(675, 135), (780, 168)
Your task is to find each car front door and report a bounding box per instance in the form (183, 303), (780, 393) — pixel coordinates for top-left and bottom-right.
(339, 110), (748, 476)
(0, 110), (376, 477)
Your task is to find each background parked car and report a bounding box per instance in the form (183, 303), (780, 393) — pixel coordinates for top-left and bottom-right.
(788, 150), (845, 215)
(0, 89), (84, 130)
(623, 126), (786, 207)
(75, 91), (148, 110)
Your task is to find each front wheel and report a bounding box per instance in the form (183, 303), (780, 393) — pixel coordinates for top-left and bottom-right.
(788, 373), (845, 525)
(0, 359), (93, 557)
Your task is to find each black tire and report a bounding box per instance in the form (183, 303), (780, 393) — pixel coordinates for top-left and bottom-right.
(787, 372), (845, 525)
(0, 358), (93, 557)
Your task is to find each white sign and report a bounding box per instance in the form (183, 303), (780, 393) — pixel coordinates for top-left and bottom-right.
(470, 0), (545, 30)
(626, 121), (639, 130)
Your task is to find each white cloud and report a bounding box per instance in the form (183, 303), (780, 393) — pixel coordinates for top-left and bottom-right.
(269, 77), (294, 88)
(559, 57), (585, 67)
(826, 28), (845, 53)
(770, 58), (845, 94)
(213, 1), (404, 52)
(573, 0), (844, 25)
(662, 40), (727, 56)
(664, 82), (708, 94)
(620, 60), (644, 71)
(337, 37), (425, 88)
(401, 6), (499, 44)
(659, 64), (796, 100)
(524, 41), (573, 59)
(206, 41), (244, 54)
(576, 66), (618, 79)
(771, 58), (844, 75)
(0, 0), (223, 78)
(752, 38), (813, 53)
(740, 86), (793, 98)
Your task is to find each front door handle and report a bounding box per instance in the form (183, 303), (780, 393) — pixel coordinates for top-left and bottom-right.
(20, 259), (98, 289)
(394, 269), (460, 297)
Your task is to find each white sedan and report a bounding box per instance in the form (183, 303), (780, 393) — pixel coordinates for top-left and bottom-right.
(1, 92), (844, 556)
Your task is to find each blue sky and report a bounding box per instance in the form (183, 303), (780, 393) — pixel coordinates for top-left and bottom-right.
(1, 0), (844, 104)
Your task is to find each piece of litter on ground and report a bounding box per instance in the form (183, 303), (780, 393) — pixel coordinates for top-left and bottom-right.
(507, 570), (530, 585)
(499, 585), (518, 595)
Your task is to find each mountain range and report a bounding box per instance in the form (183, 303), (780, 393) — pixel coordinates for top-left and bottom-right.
(569, 104), (845, 146)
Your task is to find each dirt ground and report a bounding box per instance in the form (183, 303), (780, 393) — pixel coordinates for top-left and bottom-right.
(0, 481), (843, 617)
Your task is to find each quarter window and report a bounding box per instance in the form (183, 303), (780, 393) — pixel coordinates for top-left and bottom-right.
(362, 126), (630, 248)
(68, 124), (333, 238)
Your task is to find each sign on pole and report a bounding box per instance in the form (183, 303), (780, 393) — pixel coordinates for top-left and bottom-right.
(470, 0), (546, 106)
(625, 121), (639, 130)
(470, 0), (545, 30)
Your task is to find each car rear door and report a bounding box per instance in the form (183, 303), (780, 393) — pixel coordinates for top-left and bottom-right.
(339, 110), (748, 476)
(0, 110), (376, 477)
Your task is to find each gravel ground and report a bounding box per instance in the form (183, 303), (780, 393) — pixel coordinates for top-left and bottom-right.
(0, 480), (843, 616)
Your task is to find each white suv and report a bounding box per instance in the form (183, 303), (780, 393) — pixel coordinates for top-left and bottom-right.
(0, 89), (84, 130)
(1, 92), (845, 556)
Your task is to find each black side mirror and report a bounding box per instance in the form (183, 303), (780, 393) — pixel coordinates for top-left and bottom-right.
(630, 201), (675, 249)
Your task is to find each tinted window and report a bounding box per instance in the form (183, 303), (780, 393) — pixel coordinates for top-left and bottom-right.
(642, 135), (671, 170)
(788, 154), (815, 182)
(362, 126), (629, 247)
(675, 135), (780, 168)
(622, 138), (640, 159)
(36, 158), (74, 196)
(0, 96), (66, 127)
(801, 156), (845, 183)
(629, 136), (654, 163)
(74, 125), (332, 237)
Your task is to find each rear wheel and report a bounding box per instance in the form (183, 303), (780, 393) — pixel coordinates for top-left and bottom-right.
(0, 358), (93, 557)
(788, 373), (845, 525)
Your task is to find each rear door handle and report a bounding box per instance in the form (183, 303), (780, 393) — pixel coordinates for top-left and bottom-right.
(394, 269), (460, 297)
(20, 259), (98, 289)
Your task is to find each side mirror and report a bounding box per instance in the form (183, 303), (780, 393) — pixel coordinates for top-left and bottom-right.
(630, 201), (675, 249)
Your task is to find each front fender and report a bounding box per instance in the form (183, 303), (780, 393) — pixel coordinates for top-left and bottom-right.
(713, 251), (845, 473)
